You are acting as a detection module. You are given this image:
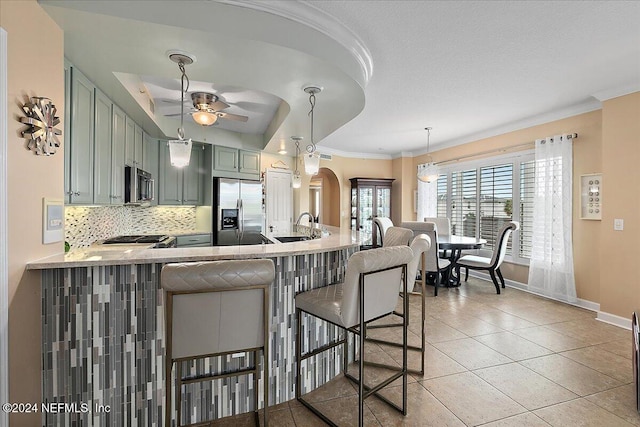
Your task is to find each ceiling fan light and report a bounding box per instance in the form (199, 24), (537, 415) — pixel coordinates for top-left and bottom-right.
(292, 171), (302, 189)
(417, 162), (440, 183)
(192, 110), (218, 126)
(304, 153), (320, 175)
(168, 138), (192, 168)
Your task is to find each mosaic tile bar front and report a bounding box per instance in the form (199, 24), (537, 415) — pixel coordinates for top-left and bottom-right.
(41, 247), (357, 426)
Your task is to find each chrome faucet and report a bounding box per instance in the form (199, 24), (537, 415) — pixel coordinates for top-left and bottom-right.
(296, 212), (315, 236)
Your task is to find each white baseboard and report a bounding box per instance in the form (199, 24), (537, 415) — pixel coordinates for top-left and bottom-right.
(466, 270), (603, 317)
(596, 311), (632, 331)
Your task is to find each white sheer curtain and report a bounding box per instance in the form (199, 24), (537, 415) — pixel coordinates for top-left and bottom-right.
(527, 135), (576, 303)
(417, 178), (437, 221)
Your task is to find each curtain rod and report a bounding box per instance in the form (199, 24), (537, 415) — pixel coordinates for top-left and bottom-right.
(432, 133), (578, 166)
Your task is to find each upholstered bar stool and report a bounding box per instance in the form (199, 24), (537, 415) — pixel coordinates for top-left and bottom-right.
(423, 217), (451, 258)
(365, 234), (431, 374)
(373, 217), (394, 247)
(162, 259), (275, 427)
(382, 226), (413, 248)
(295, 246), (414, 427)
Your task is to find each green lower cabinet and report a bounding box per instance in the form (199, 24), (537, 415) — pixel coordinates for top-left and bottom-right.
(159, 142), (205, 205)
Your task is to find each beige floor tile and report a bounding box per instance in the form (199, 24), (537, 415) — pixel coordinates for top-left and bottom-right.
(585, 384), (640, 426)
(474, 309), (538, 330)
(480, 412), (551, 427)
(474, 363), (578, 410)
(596, 338), (633, 359)
(433, 338), (512, 370)
(208, 412), (255, 426)
(293, 394), (382, 426)
(381, 342), (467, 380)
(560, 346), (633, 383)
(366, 382), (465, 426)
(544, 318), (630, 345)
(260, 407), (295, 427)
(520, 354), (622, 396)
(511, 326), (590, 352)
(438, 313), (505, 337)
(346, 351), (418, 388)
(534, 397), (635, 426)
(422, 371), (526, 426)
(302, 374), (357, 403)
(424, 319), (469, 343)
(474, 331), (553, 361)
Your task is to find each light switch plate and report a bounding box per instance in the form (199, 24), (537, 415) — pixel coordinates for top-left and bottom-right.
(614, 218), (624, 231)
(43, 198), (64, 244)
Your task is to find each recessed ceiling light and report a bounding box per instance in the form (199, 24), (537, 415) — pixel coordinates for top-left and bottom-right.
(278, 148), (287, 155)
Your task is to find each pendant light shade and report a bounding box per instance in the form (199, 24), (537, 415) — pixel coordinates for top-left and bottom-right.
(417, 127), (439, 183)
(168, 138), (193, 168)
(304, 153), (320, 175)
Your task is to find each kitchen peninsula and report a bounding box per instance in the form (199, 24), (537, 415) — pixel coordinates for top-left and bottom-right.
(28, 225), (364, 426)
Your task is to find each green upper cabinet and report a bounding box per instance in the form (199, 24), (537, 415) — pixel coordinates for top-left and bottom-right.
(134, 125), (144, 167)
(68, 67), (95, 204)
(213, 145), (238, 172)
(93, 89), (112, 205)
(124, 116), (143, 167)
(213, 145), (260, 179)
(239, 150), (260, 175)
(111, 105), (127, 204)
(143, 133), (159, 205)
(183, 144), (204, 204)
(63, 60), (71, 202)
(159, 142), (205, 205)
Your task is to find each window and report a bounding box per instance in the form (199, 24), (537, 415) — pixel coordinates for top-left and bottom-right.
(420, 151), (534, 264)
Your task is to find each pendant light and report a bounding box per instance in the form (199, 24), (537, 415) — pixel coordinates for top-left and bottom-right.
(303, 86), (322, 175)
(417, 127), (439, 183)
(291, 136), (303, 189)
(167, 50), (194, 168)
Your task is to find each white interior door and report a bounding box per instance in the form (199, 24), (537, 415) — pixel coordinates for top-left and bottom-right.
(265, 169), (293, 234)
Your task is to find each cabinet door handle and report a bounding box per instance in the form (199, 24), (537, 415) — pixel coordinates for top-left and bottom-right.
(74, 191), (80, 196)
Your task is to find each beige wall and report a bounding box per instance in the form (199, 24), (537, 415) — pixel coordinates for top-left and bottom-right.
(600, 92), (640, 318)
(408, 110), (604, 304)
(1, 1), (65, 424)
(315, 168), (340, 226)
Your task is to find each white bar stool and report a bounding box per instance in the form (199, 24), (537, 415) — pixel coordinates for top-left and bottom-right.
(161, 259), (275, 427)
(295, 246), (413, 426)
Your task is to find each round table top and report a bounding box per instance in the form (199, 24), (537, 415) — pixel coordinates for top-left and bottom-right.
(438, 235), (486, 250)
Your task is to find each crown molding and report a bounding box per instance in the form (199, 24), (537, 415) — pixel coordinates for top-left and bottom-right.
(410, 98), (602, 157)
(217, 0), (373, 86)
(591, 83), (640, 102)
(318, 145), (392, 160)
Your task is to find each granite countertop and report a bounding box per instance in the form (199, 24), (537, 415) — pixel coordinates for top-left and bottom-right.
(27, 225), (364, 270)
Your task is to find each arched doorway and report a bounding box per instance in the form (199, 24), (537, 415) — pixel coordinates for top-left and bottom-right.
(311, 167), (340, 227)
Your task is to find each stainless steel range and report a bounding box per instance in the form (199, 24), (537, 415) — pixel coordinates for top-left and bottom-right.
(102, 234), (176, 248)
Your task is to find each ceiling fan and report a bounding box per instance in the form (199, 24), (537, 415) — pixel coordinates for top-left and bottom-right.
(165, 91), (249, 126)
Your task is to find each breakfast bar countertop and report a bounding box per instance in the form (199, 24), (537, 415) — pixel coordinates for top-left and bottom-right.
(26, 225), (364, 269)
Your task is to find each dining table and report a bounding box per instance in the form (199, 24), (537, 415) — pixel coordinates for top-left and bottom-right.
(438, 234), (486, 286)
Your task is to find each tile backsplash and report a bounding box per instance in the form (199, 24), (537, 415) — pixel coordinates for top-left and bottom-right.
(65, 205), (203, 248)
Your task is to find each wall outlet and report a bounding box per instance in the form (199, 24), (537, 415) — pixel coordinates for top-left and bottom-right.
(614, 218), (624, 231)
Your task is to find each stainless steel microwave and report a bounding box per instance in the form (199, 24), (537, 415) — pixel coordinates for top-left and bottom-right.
(125, 165), (154, 204)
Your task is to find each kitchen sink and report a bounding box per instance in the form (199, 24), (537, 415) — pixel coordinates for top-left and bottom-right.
(275, 236), (310, 243)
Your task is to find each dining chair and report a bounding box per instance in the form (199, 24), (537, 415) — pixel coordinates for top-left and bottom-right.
(454, 221), (519, 294)
(365, 234), (431, 374)
(403, 221), (451, 296)
(382, 226), (413, 247)
(162, 259), (275, 427)
(373, 216), (394, 247)
(424, 217), (451, 258)
(295, 246), (413, 426)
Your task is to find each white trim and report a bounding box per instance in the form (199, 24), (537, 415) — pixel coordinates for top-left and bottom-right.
(591, 85), (640, 102)
(218, 0), (373, 85)
(468, 270), (602, 314)
(410, 98), (602, 157)
(316, 145), (392, 160)
(0, 26), (9, 427)
(596, 311), (632, 331)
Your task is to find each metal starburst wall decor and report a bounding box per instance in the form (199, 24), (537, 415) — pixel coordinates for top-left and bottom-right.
(20, 97), (62, 155)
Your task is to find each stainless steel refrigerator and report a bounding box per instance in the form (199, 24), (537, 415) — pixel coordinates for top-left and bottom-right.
(212, 178), (266, 245)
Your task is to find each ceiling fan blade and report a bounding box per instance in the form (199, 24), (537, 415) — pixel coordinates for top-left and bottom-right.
(209, 100), (230, 110)
(217, 112), (249, 122)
